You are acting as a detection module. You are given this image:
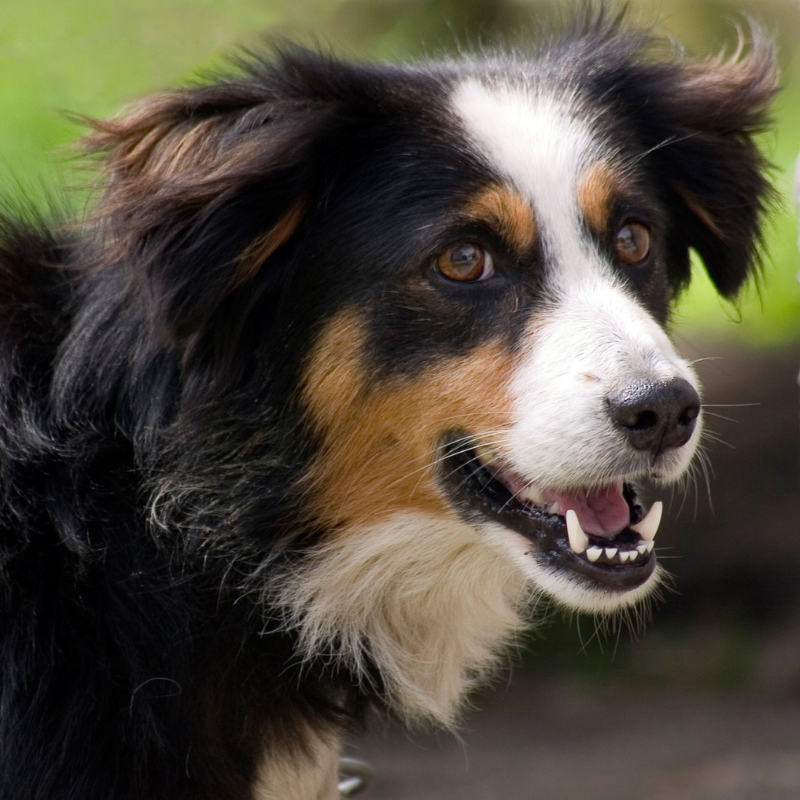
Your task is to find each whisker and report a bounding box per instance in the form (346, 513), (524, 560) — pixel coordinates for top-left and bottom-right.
(702, 431), (735, 449)
(694, 448), (714, 515)
(625, 131), (701, 167)
(702, 411), (739, 424)
(611, 617), (624, 661)
(685, 356), (725, 367)
(379, 431), (513, 496)
(311, 425), (510, 522)
(673, 468), (691, 519)
(702, 402), (760, 408)
(419, 434), (511, 477)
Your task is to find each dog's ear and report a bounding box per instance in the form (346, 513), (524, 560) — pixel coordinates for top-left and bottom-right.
(83, 53), (348, 339)
(602, 29), (777, 297)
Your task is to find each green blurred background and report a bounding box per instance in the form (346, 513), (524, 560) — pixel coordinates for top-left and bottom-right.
(1, 2), (799, 797)
(1, 0), (799, 342)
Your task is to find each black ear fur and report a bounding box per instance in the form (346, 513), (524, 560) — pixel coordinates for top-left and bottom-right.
(656, 32), (776, 298)
(83, 48), (369, 341)
(585, 25), (777, 298)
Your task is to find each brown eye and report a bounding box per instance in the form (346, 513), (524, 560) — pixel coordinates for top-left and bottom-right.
(615, 222), (651, 265)
(436, 242), (494, 282)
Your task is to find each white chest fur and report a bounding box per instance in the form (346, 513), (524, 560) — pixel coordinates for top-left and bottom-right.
(254, 731), (340, 800)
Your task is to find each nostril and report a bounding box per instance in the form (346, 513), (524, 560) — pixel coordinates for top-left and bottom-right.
(607, 378), (700, 454)
(627, 408), (658, 433)
(678, 404), (700, 427)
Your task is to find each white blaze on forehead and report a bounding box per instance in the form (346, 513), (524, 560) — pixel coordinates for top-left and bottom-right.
(451, 77), (702, 488)
(451, 78), (607, 272)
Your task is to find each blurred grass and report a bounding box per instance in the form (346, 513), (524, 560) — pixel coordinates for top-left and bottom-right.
(0, 0), (797, 344)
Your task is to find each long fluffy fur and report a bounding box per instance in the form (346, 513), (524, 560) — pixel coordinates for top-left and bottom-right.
(0, 14), (775, 800)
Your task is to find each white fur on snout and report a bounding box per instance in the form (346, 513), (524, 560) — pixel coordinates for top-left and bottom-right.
(505, 276), (702, 489)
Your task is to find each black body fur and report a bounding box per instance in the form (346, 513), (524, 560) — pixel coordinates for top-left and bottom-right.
(0, 15), (775, 800)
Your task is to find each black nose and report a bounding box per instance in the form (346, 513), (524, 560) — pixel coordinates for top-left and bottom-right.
(607, 378), (701, 455)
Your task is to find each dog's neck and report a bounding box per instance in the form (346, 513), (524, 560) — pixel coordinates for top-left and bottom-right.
(277, 512), (528, 726)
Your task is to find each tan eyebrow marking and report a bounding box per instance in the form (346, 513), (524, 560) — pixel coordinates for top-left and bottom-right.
(578, 161), (621, 234)
(463, 185), (536, 251)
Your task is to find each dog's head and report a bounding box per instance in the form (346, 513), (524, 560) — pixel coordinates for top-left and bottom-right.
(86, 19), (775, 721)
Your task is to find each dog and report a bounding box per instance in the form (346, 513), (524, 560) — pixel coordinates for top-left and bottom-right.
(0, 12), (775, 800)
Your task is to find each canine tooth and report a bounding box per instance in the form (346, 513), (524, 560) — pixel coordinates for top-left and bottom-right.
(548, 501), (561, 515)
(565, 510), (588, 554)
(586, 547), (602, 562)
(476, 445), (501, 466)
(604, 547), (618, 560)
(630, 501), (663, 542)
(521, 485), (545, 506)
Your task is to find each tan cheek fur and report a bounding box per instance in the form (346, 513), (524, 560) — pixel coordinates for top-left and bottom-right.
(288, 311), (526, 725)
(300, 309), (515, 531)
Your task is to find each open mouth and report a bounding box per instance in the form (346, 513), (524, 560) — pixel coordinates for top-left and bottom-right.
(439, 435), (662, 592)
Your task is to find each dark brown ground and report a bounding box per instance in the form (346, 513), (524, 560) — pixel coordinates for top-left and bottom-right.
(345, 342), (800, 799)
(346, 675), (800, 799)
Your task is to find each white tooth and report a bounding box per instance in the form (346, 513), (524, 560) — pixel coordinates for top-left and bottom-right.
(586, 547), (602, 562)
(636, 541), (654, 555)
(476, 445), (501, 467)
(604, 547), (618, 560)
(548, 501), (561, 515)
(630, 501), (663, 542)
(619, 551), (632, 563)
(520, 485), (545, 506)
(628, 549), (638, 561)
(565, 510), (588, 554)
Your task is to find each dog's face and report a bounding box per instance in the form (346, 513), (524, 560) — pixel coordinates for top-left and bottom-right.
(299, 76), (707, 616)
(88, 21), (775, 723)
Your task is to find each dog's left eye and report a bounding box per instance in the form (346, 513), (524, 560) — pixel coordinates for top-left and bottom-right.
(435, 243), (494, 282)
(615, 222), (651, 265)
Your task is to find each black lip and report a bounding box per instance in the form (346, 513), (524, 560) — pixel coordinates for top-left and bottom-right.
(439, 435), (656, 593)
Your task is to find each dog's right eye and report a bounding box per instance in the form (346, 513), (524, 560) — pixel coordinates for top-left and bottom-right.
(615, 222), (651, 265)
(435, 243), (494, 282)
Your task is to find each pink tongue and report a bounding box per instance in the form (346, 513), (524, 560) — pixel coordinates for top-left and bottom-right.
(542, 484), (630, 537)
